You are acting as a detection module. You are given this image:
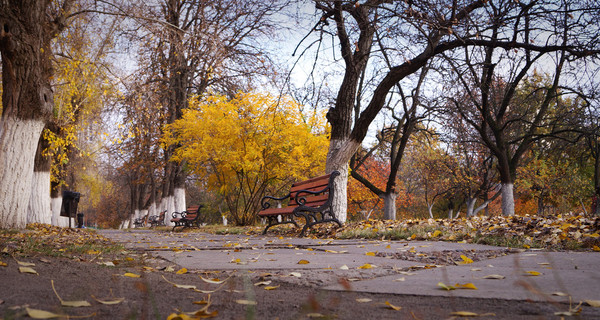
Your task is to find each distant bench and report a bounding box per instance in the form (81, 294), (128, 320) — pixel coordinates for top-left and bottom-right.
(258, 171), (342, 237)
(133, 214), (148, 228)
(148, 210), (166, 228)
(170, 205), (204, 231)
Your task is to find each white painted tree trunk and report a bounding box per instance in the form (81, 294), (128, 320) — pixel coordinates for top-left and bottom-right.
(27, 171), (52, 224)
(0, 118), (45, 228)
(382, 192), (397, 220)
(51, 196), (62, 226)
(325, 138), (360, 224)
(465, 198), (476, 217)
(427, 204), (434, 219)
(148, 201), (157, 218)
(501, 183), (515, 216)
(162, 196), (175, 226)
(173, 187), (186, 213)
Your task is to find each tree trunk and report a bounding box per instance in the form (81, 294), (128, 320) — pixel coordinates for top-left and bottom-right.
(0, 1), (67, 228)
(325, 138), (361, 223)
(0, 119), (45, 228)
(501, 183), (515, 216)
(427, 204), (434, 219)
(465, 198), (476, 217)
(27, 131), (52, 224)
(382, 192), (397, 220)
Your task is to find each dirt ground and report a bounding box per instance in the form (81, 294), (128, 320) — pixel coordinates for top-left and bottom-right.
(0, 252), (592, 320)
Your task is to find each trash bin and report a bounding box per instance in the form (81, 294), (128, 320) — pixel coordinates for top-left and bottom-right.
(60, 191), (81, 228)
(77, 212), (84, 228)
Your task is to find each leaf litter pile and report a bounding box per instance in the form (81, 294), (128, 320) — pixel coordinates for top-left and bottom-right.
(247, 213), (600, 251)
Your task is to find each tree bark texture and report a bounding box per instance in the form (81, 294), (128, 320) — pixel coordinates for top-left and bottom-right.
(0, 1), (68, 228)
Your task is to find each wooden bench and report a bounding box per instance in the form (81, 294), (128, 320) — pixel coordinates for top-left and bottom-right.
(170, 205), (204, 231)
(148, 210), (166, 227)
(258, 171), (342, 237)
(133, 214), (148, 228)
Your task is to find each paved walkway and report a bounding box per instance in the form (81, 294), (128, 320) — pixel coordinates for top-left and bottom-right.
(100, 229), (600, 306)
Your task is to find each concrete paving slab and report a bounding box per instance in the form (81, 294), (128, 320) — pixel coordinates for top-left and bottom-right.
(323, 251), (600, 303)
(100, 230), (600, 307)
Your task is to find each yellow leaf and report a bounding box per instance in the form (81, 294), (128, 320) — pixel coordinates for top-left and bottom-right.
(432, 230), (442, 237)
(264, 285), (280, 290)
(592, 245), (600, 252)
(358, 263), (373, 269)
(26, 308), (61, 319)
(525, 271), (542, 276)
(437, 282), (455, 290)
(19, 267), (38, 275)
(459, 255), (474, 264)
(123, 272), (141, 278)
(365, 252), (376, 256)
(455, 283), (478, 290)
(176, 268), (188, 274)
(297, 259), (310, 265)
(384, 301), (402, 311)
(0, 261), (7, 267)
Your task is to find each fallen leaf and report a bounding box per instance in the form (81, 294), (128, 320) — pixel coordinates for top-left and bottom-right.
(199, 276), (226, 284)
(61, 300), (92, 307)
(358, 263), (373, 269)
(264, 285), (279, 290)
(483, 274), (505, 279)
(585, 300), (600, 307)
(16, 260), (36, 267)
(297, 259), (310, 265)
(51, 280), (91, 307)
(91, 296), (125, 305)
(393, 277), (405, 282)
(176, 268), (188, 274)
(525, 271), (542, 276)
(289, 272), (301, 277)
(306, 313), (325, 318)
(339, 265), (349, 270)
(455, 283), (478, 290)
(98, 261), (115, 267)
(432, 230), (442, 237)
(437, 282), (455, 290)
(552, 292), (569, 297)
(356, 298), (372, 303)
(254, 281), (272, 286)
(235, 299), (257, 305)
(26, 308), (61, 319)
(384, 301), (402, 311)
(365, 252), (376, 256)
(123, 272), (141, 278)
(162, 275), (197, 290)
(450, 311), (495, 317)
(459, 255), (474, 264)
(19, 267), (38, 275)
(0, 261), (7, 267)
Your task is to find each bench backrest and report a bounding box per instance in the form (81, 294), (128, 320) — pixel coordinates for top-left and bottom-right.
(288, 173), (334, 208)
(186, 205), (200, 214)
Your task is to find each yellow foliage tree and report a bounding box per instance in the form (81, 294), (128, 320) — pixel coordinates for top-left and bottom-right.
(163, 92), (329, 225)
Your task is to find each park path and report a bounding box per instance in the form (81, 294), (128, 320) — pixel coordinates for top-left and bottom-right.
(100, 229), (600, 305)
